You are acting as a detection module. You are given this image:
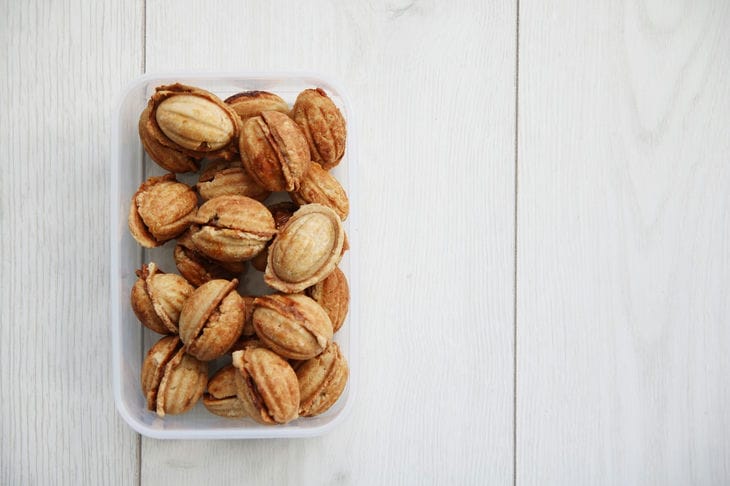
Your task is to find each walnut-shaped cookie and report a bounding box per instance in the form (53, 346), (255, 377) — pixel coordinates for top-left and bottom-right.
(291, 88), (346, 170)
(128, 174), (197, 248)
(225, 91), (289, 122)
(239, 111), (310, 192)
(203, 365), (248, 418)
(189, 195), (276, 263)
(196, 159), (270, 202)
(250, 201), (299, 272)
(252, 294), (333, 360)
(138, 105), (198, 173)
(290, 162), (349, 220)
(141, 335), (208, 417)
(297, 342), (349, 416)
(173, 229), (246, 287)
(140, 83), (241, 163)
(264, 204), (346, 293)
(130, 262), (194, 334)
(232, 347), (300, 425)
(305, 266), (349, 333)
(238, 295), (258, 337)
(178, 279), (245, 361)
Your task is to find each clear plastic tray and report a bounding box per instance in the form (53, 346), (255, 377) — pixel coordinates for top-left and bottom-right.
(110, 72), (358, 439)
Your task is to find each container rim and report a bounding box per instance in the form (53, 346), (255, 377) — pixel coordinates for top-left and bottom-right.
(110, 70), (359, 439)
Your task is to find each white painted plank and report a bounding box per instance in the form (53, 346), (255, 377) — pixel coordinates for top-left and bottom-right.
(142, 1), (516, 484)
(517, 1), (730, 484)
(0, 0), (143, 483)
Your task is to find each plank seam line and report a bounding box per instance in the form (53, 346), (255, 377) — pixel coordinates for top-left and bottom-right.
(513, 0), (520, 485)
(142, 0), (146, 73)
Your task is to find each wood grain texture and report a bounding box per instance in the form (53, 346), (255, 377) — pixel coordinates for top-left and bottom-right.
(0, 0), (143, 484)
(517, 1), (730, 484)
(142, 1), (516, 484)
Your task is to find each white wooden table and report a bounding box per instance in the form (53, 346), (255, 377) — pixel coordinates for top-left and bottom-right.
(2, 1), (729, 484)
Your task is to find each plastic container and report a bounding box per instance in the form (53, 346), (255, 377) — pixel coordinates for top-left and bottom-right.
(110, 72), (358, 439)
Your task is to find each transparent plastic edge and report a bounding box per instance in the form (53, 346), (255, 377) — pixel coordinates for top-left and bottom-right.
(110, 74), (143, 438)
(111, 71), (358, 439)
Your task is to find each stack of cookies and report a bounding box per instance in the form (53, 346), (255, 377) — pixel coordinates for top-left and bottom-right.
(128, 83), (351, 425)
